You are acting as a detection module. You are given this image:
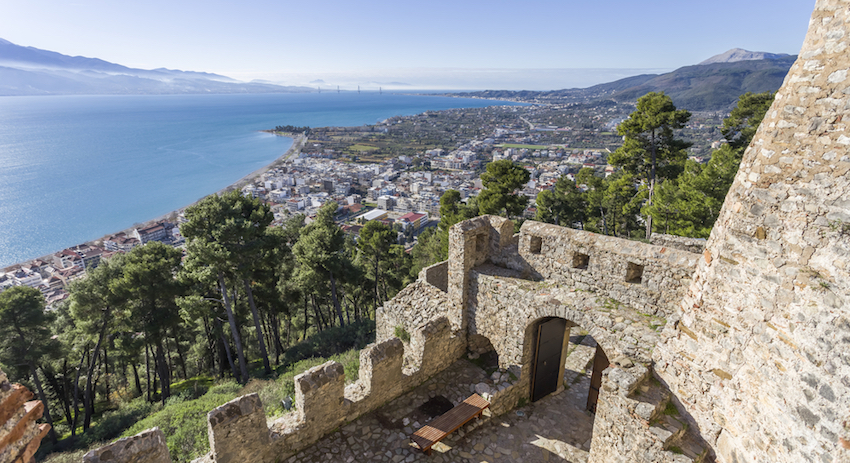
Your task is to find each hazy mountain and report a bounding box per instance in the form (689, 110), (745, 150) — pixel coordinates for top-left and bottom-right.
(605, 56), (795, 110)
(447, 51), (795, 111)
(699, 48), (792, 65)
(0, 38), (311, 96)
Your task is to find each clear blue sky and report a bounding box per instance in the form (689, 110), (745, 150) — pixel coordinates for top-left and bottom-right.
(1, 0), (814, 89)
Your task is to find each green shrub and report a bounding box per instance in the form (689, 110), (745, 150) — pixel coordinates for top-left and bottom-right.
(393, 325), (410, 343)
(77, 398), (159, 447)
(281, 319), (374, 367)
(122, 388), (242, 462)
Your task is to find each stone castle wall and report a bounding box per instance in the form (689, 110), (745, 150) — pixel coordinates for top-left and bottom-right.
(198, 315), (464, 463)
(653, 1), (850, 461)
(0, 368), (51, 463)
(518, 221), (700, 318)
(375, 261), (451, 341)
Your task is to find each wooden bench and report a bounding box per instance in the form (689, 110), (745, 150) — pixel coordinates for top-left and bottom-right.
(410, 393), (490, 455)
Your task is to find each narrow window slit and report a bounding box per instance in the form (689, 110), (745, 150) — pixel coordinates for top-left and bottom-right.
(626, 262), (644, 284)
(529, 235), (543, 254)
(573, 253), (589, 270)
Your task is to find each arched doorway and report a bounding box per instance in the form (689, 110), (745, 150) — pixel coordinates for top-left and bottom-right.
(527, 316), (609, 410)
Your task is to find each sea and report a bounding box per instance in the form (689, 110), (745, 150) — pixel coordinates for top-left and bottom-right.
(0, 92), (523, 268)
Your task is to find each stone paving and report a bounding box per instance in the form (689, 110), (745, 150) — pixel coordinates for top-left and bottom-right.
(283, 336), (597, 463)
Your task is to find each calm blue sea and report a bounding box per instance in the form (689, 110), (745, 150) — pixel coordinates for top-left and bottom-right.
(0, 93), (521, 267)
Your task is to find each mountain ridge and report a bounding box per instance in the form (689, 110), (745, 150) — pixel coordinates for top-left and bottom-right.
(699, 47), (791, 65)
(447, 50), (794, 111)
(0, 38), (311, 96)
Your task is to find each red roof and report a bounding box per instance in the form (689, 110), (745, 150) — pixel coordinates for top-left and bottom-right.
(398, 212), (426, 222)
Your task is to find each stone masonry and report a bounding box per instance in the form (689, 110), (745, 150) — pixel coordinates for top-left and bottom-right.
(653, 1), (850, 461)
(79, 1), (848, 461)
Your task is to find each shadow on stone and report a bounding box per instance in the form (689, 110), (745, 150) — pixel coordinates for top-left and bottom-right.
(418, 395), (455, 419)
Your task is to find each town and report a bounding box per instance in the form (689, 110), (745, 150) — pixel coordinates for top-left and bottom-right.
(0, 100), (727, 309)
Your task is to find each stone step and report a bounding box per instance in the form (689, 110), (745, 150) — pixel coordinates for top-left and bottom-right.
(666, 427), (711, 463)
(649, 414), (688, 448)
(629, 376), (672, 424)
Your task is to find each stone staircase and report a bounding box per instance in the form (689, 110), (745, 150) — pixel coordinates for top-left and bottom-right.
(629, 376), (712, 463)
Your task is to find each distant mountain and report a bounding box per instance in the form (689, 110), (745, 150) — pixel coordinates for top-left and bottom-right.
(699, 48), (791, 65)
(606, 56), (795, 111)
(0, 38), (312, 96)
(447, 52), (794, 111)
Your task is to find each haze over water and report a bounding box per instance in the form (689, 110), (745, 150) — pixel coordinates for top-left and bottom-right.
(0, 92), (521, 268)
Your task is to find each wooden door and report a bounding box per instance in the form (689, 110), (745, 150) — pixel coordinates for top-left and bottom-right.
(531, 318), (567, 402)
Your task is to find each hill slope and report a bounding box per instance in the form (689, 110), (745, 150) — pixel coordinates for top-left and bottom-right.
(448, 53), (794, 111)
(608, 56), (795, 110)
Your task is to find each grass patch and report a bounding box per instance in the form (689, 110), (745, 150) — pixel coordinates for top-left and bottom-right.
(394, 325), (411, 343)
(663, 401), (679, 416)
(349, 144), (379, 152)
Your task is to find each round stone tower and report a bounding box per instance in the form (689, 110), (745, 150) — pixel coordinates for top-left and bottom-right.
(653, 1), (850, 462)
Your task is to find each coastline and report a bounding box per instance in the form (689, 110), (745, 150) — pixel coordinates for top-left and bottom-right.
(133, 133), (306, 228)
(4, 133), (306, 271)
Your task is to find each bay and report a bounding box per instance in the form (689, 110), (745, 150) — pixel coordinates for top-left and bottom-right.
(0, 92), (520, 267)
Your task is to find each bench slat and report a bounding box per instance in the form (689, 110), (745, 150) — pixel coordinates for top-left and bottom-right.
(411, 394), (490, 454)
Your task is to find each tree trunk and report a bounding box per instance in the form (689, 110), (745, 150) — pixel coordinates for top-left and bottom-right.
(155, 341), (170, 405)
(646, 129), (657, 240)
(29, 362), (57, 445)
(270, 312), (285, 365)
(310, 294), (324, 331)
(145, 342), (152, 402)
(170, 328), (188, 380)
(104, 346), (110, 403)
(131, 362), (142, 397)
(243, 279), (272, 375)
(84, 313), (110, 430)
(43, 367), (72, 435)
(302, 294), (309, 340)
(219, 273), (249, 383)
(328, 271), (345, 327)
(215, 317), (239, 380)
(70, 344), (87, 437)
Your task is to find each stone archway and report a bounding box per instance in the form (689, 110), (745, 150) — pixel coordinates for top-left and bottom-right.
(522, 316), (611, 407)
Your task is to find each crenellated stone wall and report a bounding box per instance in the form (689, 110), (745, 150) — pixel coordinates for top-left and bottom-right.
(375, 262), (451, 341)
(196, 315), (464, 463)
(518, 221), (700, 318)
(653, 1), (850, 462)
(0, 368), (51, 463)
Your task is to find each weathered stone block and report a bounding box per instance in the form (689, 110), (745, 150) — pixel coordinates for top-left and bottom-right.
(83, 427), (171, 463)
(207, 393), (269, 463)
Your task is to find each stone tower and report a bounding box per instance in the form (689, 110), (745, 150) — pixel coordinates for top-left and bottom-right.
(653, 1), (850, 461)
